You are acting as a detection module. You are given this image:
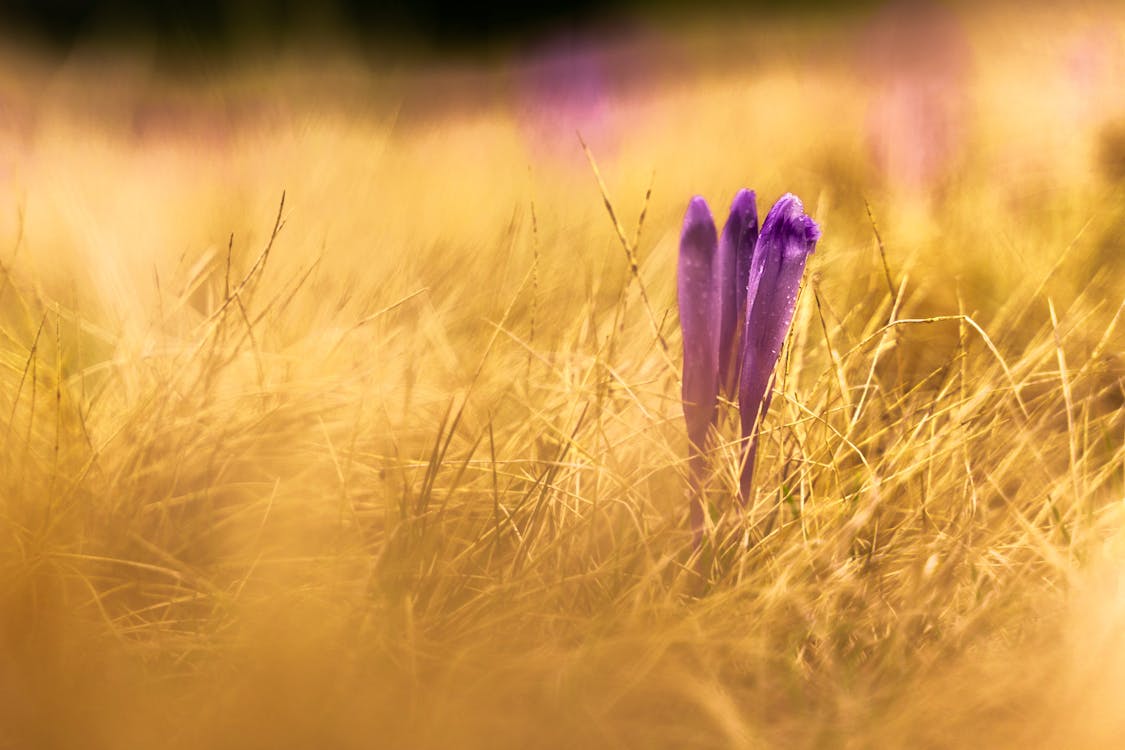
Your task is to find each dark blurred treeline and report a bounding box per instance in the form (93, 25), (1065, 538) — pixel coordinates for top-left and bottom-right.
(0, 0), (579, 45)
(0, 0), (870, 58)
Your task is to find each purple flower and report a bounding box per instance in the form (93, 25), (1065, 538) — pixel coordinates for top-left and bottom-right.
(738, 194), (820, 500)
(716, 189), (759, 399)
(677, 197), (720, 500)
(677, 191), (819, 538)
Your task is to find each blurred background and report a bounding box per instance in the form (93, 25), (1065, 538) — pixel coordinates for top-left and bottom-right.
(2, 0), (1121, 318)
(2, 2), (1125, 748)
(1, 0), (868, 56)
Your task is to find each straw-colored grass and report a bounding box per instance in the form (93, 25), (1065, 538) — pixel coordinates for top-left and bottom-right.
(2, 5), (1125, 748)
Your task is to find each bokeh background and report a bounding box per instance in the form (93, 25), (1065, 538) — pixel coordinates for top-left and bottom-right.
(2, 1), (1125, 748)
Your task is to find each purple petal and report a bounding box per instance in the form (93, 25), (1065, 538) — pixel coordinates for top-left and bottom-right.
(716, 189), (759, 399)
(677, 196), (720, 459)
(738, 193), (819, 500)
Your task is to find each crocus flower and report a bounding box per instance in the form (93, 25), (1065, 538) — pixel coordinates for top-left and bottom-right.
(678, 190), (761, 537)
(738, 194), (820, 500)
(678, 196), (721, 538)
(677, 190), (818, 539)
(716, 189), (759, 399)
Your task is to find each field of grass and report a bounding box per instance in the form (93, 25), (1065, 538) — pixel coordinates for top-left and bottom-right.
(2, 4), (1125, 748)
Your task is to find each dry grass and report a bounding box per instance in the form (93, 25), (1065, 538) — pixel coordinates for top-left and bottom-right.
(2, 5), (1125, 748)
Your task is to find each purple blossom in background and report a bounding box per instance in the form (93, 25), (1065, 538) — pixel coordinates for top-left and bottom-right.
(737, 194), (820, 500)
(860, 2), (968, 198)
(677, 190), (819, 540)
(1063, 25), (1123, 128)
(515, 35), (618, 168)
(512, 30), (674, 170)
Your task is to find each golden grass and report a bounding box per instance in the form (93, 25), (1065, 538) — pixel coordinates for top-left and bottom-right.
(2, 5), (1125, 747)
